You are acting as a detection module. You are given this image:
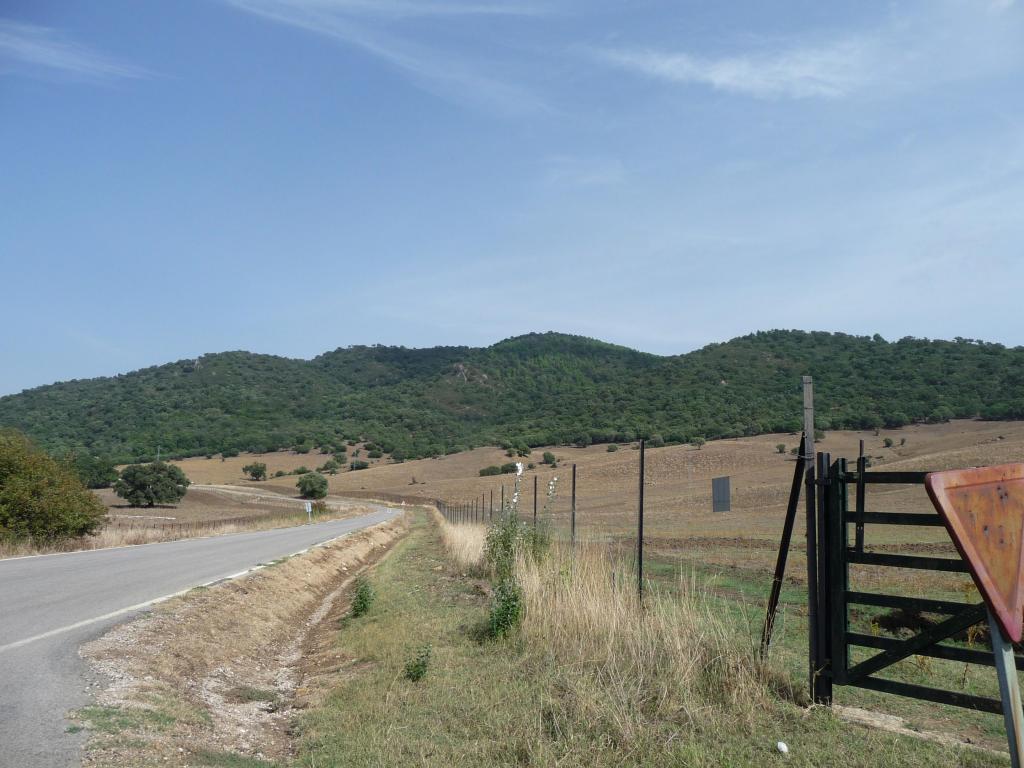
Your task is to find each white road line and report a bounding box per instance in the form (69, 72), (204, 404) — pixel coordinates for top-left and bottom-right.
(0, 516), (395, 655)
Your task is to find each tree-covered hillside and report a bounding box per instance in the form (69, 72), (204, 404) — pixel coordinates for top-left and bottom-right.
(1, 330), (1021, 463)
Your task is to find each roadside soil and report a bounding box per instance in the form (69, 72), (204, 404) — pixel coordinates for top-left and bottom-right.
(72, 513), (410, 767)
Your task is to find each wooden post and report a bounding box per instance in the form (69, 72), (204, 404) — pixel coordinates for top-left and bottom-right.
(571, 463), (577, 548)
(489, 489), (493, 521)
(638, 439), (645, 602)
(501, 485), (505, 517)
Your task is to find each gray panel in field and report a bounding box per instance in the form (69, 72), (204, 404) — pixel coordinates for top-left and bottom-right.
(712, 476), (731, 513)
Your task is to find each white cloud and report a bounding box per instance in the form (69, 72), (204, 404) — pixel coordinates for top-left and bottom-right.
(0, 19), (145, 81)
(601, 41), (867, 99)
(599, 1), (1024, 101)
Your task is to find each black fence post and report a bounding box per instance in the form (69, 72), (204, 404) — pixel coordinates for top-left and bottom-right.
(760, 433), (806, 657)
(638, 438), (645, 602)
(571, 463), (577, 548)
(814, 451), (833, 704)
(805, 456), (820, 703)
(489, 489), (493, 521)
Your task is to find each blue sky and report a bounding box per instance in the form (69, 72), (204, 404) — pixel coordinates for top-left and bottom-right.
(1, 0), (1023, 395)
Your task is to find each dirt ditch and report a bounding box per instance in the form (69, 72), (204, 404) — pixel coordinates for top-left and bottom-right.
(74, 514), (410, 767)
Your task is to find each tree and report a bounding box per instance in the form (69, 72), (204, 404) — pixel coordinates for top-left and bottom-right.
(71, 453), (119, 489)
(692, 436), (706, 450)
(297, 472), (328, 499)
(0, 429), (106, 542)
(647, 434), (665, 448)
(113, 462), (190, 507)
(242, 462), (267, 481)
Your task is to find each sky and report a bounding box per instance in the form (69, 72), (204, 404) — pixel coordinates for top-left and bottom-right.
(1, 0), (1023, 395)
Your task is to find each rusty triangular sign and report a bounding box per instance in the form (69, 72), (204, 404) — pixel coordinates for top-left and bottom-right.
(926, 464), (1024, 643)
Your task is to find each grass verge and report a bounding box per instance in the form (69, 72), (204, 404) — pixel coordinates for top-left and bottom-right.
(295, 513), (1007, 767)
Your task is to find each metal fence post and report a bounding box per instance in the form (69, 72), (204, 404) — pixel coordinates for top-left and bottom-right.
(638, 438), (645, 602)
(571, 463), (577, 548)
(533, 475), (538, 529)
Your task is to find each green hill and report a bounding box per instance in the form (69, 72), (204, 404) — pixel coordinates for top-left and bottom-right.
(1, 330), (1022, 462)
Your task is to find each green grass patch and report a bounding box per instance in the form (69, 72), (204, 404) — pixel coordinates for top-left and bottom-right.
(190, 748), (282, 767)
(76, 705), (176, 735)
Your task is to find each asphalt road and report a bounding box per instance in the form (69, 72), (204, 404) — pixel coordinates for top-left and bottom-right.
(0, 507), (400, 768)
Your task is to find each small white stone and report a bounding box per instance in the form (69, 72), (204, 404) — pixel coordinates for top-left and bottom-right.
(776, 741), (789, 755)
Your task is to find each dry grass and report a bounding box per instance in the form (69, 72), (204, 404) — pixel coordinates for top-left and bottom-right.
(433, 511), (487, 574)
(0, 504), (374, 560)
(74, 516), (408, 767)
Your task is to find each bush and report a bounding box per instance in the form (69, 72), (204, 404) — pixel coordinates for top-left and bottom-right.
(500, 462), (518, 474)
(221, 448), (239, 459)
(0, 429), (107, 542)
(114, 462), (190, 507)
(274, 469), (287, 477)
(883, 438), (894, 448)
(647, 434), (665, 448)
(479, 465), (502, 477)
(318, 459), (341, 474)
(296, 472), (328, 499)
(367, 449), (383, 459)
(349, 460), (369, 471)
(542, 451), (556, 465)
(350, 575), (375, 618)
(606, 444), (618, 453)
(404, 644), (432, 682)
(242, 462), (267, 481)
(776, 443), (786, 454)
(293, 466), (311, 475)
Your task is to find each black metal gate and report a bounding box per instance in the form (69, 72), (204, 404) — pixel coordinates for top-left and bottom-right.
(807, 452), (1022, 712)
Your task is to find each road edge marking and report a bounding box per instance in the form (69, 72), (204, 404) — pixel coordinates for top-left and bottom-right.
(0, 512), (398, 655)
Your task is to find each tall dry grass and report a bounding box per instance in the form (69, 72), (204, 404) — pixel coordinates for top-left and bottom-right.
(432, 509), (488, 574)
(517, 545), (770, 741)
(432, 507), (774, 747)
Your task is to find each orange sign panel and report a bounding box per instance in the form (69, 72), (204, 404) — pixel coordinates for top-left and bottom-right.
(926, 464), (1024, 643)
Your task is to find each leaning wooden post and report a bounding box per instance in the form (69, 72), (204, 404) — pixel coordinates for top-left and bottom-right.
(638, 438), (646, 602)
(571, 463), (577, 548)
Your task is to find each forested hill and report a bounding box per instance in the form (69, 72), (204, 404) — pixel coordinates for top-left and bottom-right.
(1, 330), (1022, 463)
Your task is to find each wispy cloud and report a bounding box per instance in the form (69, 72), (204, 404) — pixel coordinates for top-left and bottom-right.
(0, 19), (145, 81)
(601, 41), (867, 99)
(224, 0), (549, 114)
(598, 1), (1023, 101)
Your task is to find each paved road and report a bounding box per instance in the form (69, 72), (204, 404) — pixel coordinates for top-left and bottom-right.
(0, 507), (400, 768)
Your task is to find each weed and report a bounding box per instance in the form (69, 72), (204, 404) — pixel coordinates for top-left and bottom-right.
(351, 575), (375, 618)
(488, 579), (522, 638)
(404, 643), (432, 682)
(191, 748), (281, 767)
(76, 705), (176, 734)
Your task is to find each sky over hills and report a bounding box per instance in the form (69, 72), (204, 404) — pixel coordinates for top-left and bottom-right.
(2, 0), (1023, 395)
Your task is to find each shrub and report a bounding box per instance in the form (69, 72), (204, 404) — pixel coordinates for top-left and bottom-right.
(318, 459), (341, 474)
(367, 450), (383, 459)
(541, 452), (556, 465)
(350, 460), (369, 471)
(311, 499), (328, 516)
(479, 465), (502, 477)
(883, 438), (894, 448)
(242, 462), (267, 481)
(350, 575), (375, 617)
(900, 437), (907, 446)
(404, 644), (432, 682)
(114, 462), (190, 507)
(606, 444), (619, 453)
(692, 436), (706, 450)
(500, 462), (518, 474)
(293, 466), (310, 475)
(296, 472), (328, 499)
(293, 442), (312, 454)
(647, 434), (665, 448)
(221, 448), (239, 459)
(776, 443), (786, 454)
(274, 469), (287, 477)
(0, 429), (107, 542)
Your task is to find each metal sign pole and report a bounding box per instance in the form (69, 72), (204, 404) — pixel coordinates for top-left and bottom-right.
(989, 607), (1024, 768)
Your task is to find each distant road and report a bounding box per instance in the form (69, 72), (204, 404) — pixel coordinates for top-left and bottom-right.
(0, 506), (400, 768)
